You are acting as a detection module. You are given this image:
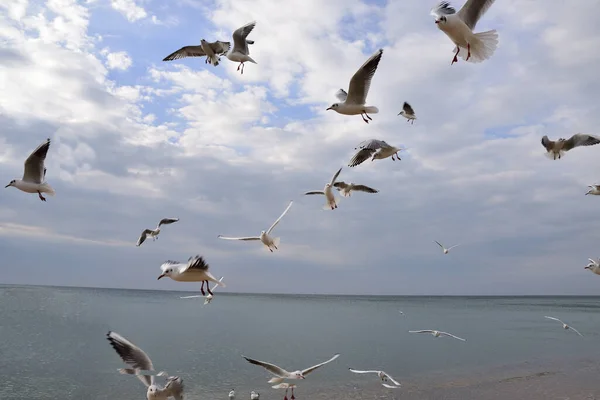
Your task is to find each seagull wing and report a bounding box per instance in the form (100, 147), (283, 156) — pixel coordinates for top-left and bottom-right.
(242, 355), (291, 377)
(348, 148), (375, 167)
(384, 373), (401, 386)
(232, 21), (256, 54)
(301, 353), (340, 376)
(544, 316), (565, 325)
(163, 45), (206, 61)
(348, 368), (379, 374)
(304, 191), (325, 195)
(333, 182), (350, 190)
(106, 331), (155, 387)
(335, 89), (348, 102)
(440, 331), (466, 341)
(346, 49), (383, 105)
(210, 41), (231, 54)
(409, 330), (434, 334)
(402, 102), (415, 117)
(267, 200), (293, 235)
(356, 139), (388, 150)
(352, 184), (379, 193)
(329, 167), (343, 186)
(569, 326), (583, 337)
(430, 1), (457, 18)
(136, 229), (153, 246)
(382, 383), (400, 389)
(23, 138), (50, 184)
(158, 217), (179, 227)
(540, 135), (554, 152)
(217, 235), (261, 241)
(447, 243), (461, 250)
(434, 241), (445, 249)
(164, 376), (185, 400)
(182, 255), (210, 273)
(457, 0), (496, 30)
(563, 134), (600, 151)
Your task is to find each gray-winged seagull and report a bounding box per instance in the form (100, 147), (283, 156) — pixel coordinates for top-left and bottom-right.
(5, 138), (55, 201)
(398, 102), (416, 124)
(541, 134), (600, 160)
(585, 258), (600, 275)
(304, 167), (343, 210)
(348, 139), (403, 167)
(409, 329), (466, 341)
(136, 218), (180, 246)
(348, 368), (401, 388)
(544, 316), (583, 337)
(333, 181), (379, 197)
(157, 255), (225, 296)
(162, 40), (231, 66)
(226, 21), (257, 74)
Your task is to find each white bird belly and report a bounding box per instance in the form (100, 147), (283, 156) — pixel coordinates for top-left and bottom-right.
(173, 271), (211, 282)
(261, 233), (273, 246)
(227, 52), (249, 63)
(440, 18), (473, 48)
(15, 181), (44, 193)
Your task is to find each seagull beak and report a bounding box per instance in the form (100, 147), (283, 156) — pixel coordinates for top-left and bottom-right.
(157, 273), (166, 280)
(4, 184), (9, 188)
(326, 106), (333, 111)
(435, 20), (440, 24)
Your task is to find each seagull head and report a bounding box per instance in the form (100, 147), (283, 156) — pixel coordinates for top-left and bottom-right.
(294, 372), (306, 379)
(4, 179), (15, 188)
(147, 385), (159, 399)
(157, 267), (174, 280)
(326, 103), (339, 111)
(435, 16), (447, 25)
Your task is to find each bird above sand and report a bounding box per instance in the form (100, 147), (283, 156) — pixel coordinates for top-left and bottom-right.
(304, 167), (343, 210)
(162, 40), (231, 66)
(226, 21), (257, 74)
(398, 102), (416, 124)
(431, 0), (498, 65)
(544, 316), (583, 337)
(586, 185), (600, 195)
(157, 255), (225, 296)
(434, 241), (461, 254)
(218, 200), (293, 252)
(409, 329), (466, 341)
(585, 258), (600, 275)
(242, 353), (340, 385)
(327, 49), (383, 124)
(5, 138), (55, 202)
(541, 134), (600, 160)
(106, 331), (184, 400)
(348, 368), (401, 388)
(136, 218), (180, 246)
(348, 139), (403, 167)
(333, 182), (379, 197)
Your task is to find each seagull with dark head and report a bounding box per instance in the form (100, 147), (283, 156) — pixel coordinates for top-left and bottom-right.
(157, 255), (225, 296)
(136, 218), (180, 247)
(540, 134), (600, 160)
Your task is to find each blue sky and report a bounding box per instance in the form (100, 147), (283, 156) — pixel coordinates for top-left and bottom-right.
(1, 0), (600, 295)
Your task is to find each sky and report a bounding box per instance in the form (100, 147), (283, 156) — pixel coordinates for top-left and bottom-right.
(1, 0), (600, 295)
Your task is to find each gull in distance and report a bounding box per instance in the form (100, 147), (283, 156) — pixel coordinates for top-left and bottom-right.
(162, 39), (231, 66)
(157, 255), (225, 296)
(541, 134), (600, 160)
(431, 0), (499, 65)
(327, 49), (383, 123)
(333, 181), (379, 197)
(348, 139), (403, 167)
(218, 201), (293, 252)
(348, 368), (401, 388)
(585, 185), (600, 195)
(585, 258), (600, 275)
(304, 167), (343, 210)
(136, 218), (180, 246)
(5, 138), (55, 202)
(398, 102), (416, 124)
(229, 390), (235, 400)
(226, 21), (257, 74)
(434, 240), (461, 254)
(544, 316), (583, 337)
(409, 329), (466, 341)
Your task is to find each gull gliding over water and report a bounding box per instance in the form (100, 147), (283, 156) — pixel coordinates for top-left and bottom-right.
(348, 139), (403, 167)
(106, 331), (184, 400)
(585, 258), (600, 275)
(5, 138), (55, 202)
(304, 167), (343, 210)
(541, 134), (600, 160)
(327, 49), (383, 124)
(434, 241), (461, 254)
(218, 201), (293, 252)
(348, 368), (401, 388)
(431, 0), (498, 65)
(136, 218), (180, 246)
(409, 330), (466, 341)
(242, 353), (340, 384)
(544, 316), (583, 337)
(226, 21), (257, 74)
(158, 255), (225, 296)
(398, 102), (416, 124)
(162, 40), (231, 66)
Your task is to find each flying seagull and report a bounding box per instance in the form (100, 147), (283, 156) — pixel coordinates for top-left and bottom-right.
(434, 241), (461, 254)
(218, 200), (293, 252)
(136, 218), (180, 246)
(544, 316), (583, 337)
(333, 181), (379, 197)
(106, 331), (184, 400)
(585, 185), (600, 195)
(398, 102), (416, 124)
(431, 0), (498, 65)
(226, 21), (257, 74)
(348, 139), (403, 167)
(409, 330), (466, 341)
(541, 134), (600, 160)
(157, 255), (225, 296)
(585, 258), (600, 275)
(162, 40), (231, 66)
(348, 369), (401, 388)
(5, 138), (55, 202)
(304, 167), (343, 210)
(327, 49), (383, 124)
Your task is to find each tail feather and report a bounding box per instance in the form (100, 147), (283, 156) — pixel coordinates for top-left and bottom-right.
(246, 56), (257, 64)
(208, 54), (220, 66)
(458, 30), (498, 63)
(272, 237), (281, 249)
(364, 106), (379, 114)
(41, 183), (55, 196)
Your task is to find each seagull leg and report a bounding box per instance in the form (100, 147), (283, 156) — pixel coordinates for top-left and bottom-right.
(364, 112), (373, 121)
(284, 388), (288, 400)
(392, 154), (396, 161)
(451, 47), (460, 65)
(206, 281), (214, 295)
(237, 63), (241, 71)
(241, 62), (245, 74)
(200, 281), (206, 296)
(396, 151), (401, 160)
(291, 387), (295, 400)
(360, 113), (369, 124)
(37, 191), (46, 201)
(466, 43), (471, 61)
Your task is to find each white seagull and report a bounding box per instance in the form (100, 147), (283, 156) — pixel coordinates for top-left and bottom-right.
(348, 368), (401, 388)
(333, 181), (379, 198)
(157, 255), (225, 296)
(431, 0), (498, 65)
(434, 240), (461, 254)
(136, 218), (180, 246)
(229, 390), (236, 400)
(541, 134), (600, 160)
(304, 167), (343, 210)
(271, 383), (297, 400)
(327, 49), (383, 124)
(585, 185), (600, 195)
(399, 311), (405, 315)
(585, 258), (600, 275)
(226, 21), (257, 74)
(106, 331), (184, 400)
(409, 330), (466, 341)
(218, 201), (293, 252)
(398, 102), (416, 124)
(544, 316), (583, 337)
(241, 353), (340, 385)
(348, 139), (403, 167)
(5, 138), (55, 202)
(162, 39), (231, 66)
(250, 391), (260, 400)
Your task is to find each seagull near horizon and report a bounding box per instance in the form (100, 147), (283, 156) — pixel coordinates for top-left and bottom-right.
(5, 138), (55, 202)
(398, 102), (416, 124)
(585, 258), (600, 275)
(179, 277), (225, 305)
(226, 21), (257, 74)
(541, 134), (600, 160)
(409, 330), (466, 341)
(106, 331), (184, 400)
(162, 39), (231, 66)
(585, 185), (600, 195)
(304, 167), (343, 210)
(327, 49), (383, 124)
(348, 139), (403, 167)
(157, 255), (225, 296)
(544, 316), (583, 337)
(218, 200), (293, 252)
(136, 218), (180, 246)
(434, 241), (461, 254)
(348, 368), (401, 388)
(431, 0), (498, 65)
(333, 181), (379, 198)
(271, 383), (297, 400)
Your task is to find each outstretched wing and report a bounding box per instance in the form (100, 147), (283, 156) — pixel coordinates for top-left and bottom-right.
(346, 49), (383, 105)
(352, 184), (378, 194)
(349, 368), (379, 374)
(409, 330), (434, 334)
(441, 331), (466, 341)
(434, 241), (445, 249)
(544, 316), (564, 324)
(563, 134), (600, 152)
(348, 148), (375, 167)
(164, 376), (185, 400)
(242, 355), (290, 377)
(182, 255), (209, 272)
(106, 331), (155, 387)
(163, 45), (206, 61)
(329, 167), (343, 186)
(333, 182), (350, 190)
(267, 200), (293, 235)
(384, 373), (401, 386)
(447, 243), (461, 250)
(23, 138), (50, 184)
(569, 326), (583, 337)
(540, 135), (554, 152)
(217, 235), (261, 241)
(457, 0), (496, 30)
(301, 353), (340, 376)
(232, 21), (256, 54)
(136, 229), (153, 247)
(305, 191), (325, 195)
(210, 40), (231, 54)
(158, 217), (179, 227)
(382, 383), (400, 389)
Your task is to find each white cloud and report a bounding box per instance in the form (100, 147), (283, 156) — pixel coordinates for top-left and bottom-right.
(110, 0), (147, 22)
(102, 49), (133, 70)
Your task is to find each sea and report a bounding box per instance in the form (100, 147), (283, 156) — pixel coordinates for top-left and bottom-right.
(1, 284), (600, 400)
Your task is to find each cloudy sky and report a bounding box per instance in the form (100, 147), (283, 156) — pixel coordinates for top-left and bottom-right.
(1, 0), (600, 295)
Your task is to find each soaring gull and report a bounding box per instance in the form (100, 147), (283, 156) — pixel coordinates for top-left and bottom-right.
(162, 40), (231, 66)
(136, 218), (180, 247)
(5, 138), (55, 202)
(409, 329), (466, 341)
(540, 134), (600, 160)
(434, 241), (461, 254)
(304, 167), (343, 210)
(398, 102), (416, 124)
(544, 316), (583, 337)
(348, 139), (403, 167)
(348, 368), (401, 388)
(157, 255), (225, 296)
(225, 21), (257, 74)
(333, 181), (379, 197)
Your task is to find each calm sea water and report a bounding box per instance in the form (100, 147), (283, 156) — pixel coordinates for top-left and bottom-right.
(1, 285), (600, 400)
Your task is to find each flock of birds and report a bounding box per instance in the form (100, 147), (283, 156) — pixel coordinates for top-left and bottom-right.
(4, 0), (599, 399)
